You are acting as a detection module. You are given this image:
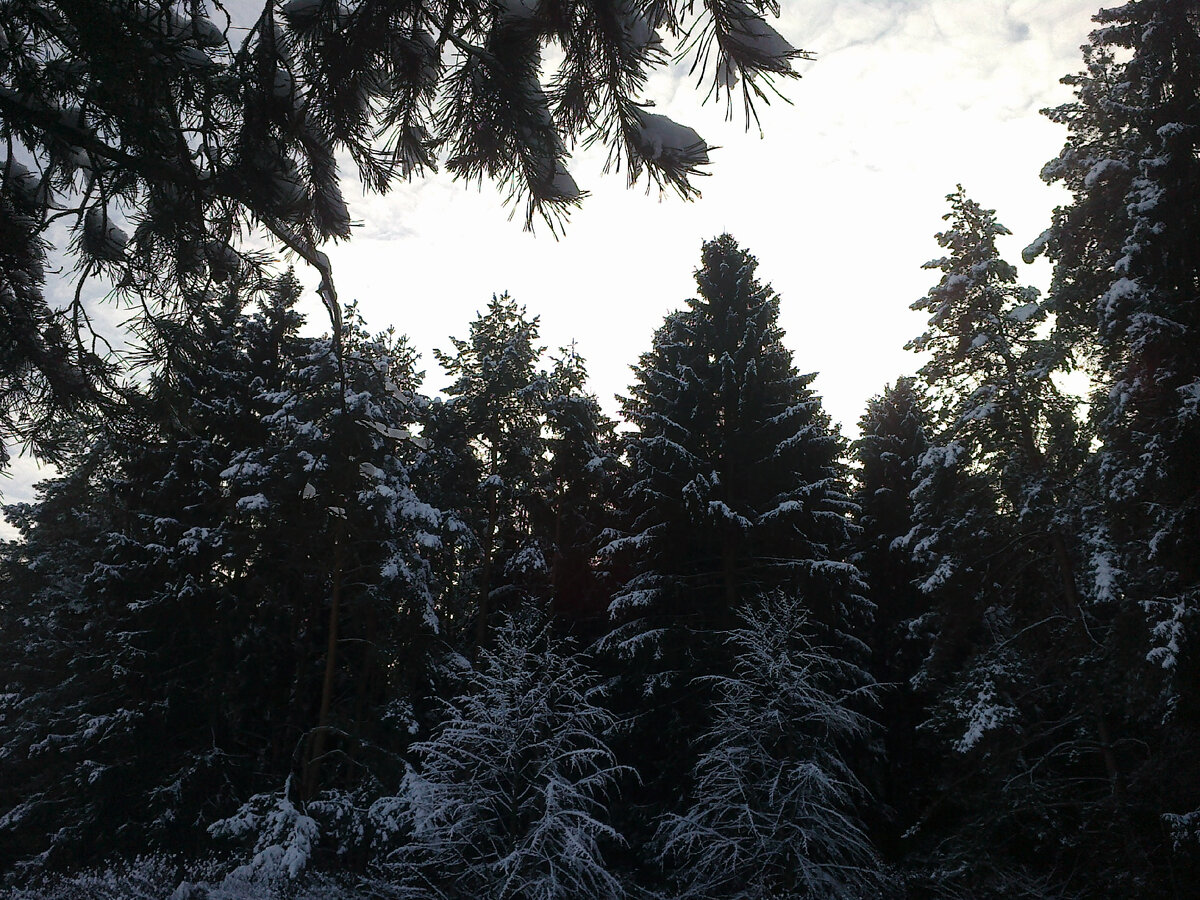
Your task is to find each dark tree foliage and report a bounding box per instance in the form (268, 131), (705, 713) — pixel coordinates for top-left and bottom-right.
(853, 378), (931, 667)
(599, 236), (869, 876)
(12, 4), (1200, 895)
(0, 0), (807, 464)
(538, 345), (620, 632)
(898, 188), (1168, 899)
(1030, 1), (1200, 893)
(432, 297), (618, 649)
(0, 274), (443, 875)
(606, 234), (866, 668)
(1052, 0), (1200, 714)
(434, 293), (550, 648)
(850, 377), (933, 868)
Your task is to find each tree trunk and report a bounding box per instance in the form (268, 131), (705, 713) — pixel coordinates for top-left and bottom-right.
(303, 527), (343, 800)
(473, 444), (500, 654)
(721, 537), (738, 614)
(1012, 393), (1124, 797)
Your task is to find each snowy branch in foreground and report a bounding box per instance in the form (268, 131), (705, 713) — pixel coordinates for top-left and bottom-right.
(373, 610), (630, 899)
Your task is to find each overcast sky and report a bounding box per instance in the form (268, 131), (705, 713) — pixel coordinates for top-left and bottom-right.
(3, 0), (1102, 529)
(308, 0), (1098, 427)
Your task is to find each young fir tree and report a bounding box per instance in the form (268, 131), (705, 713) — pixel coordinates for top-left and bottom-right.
(601, 235), (870, 871)
(1030, 3), (1200, 891)
(373, 611), (629, 900)
(655, 593), (880, 900)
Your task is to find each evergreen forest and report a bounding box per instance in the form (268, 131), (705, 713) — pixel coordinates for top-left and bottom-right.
(2, 1), (1199, 898)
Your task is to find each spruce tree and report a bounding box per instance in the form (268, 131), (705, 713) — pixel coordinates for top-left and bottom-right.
(853, 378), (932, 667)
(0, 275), (443, 875)
(601, 235), (869, 871)
(435, 294), (549, 649)
(606, 235), (865, 664)
(1031, 3), (1200, 891)
(851, 377), (934, 867)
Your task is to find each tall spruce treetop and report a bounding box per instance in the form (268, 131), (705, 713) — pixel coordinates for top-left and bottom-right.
(851, 378), (935, 868)
(908, 188), (1082, 558)
(852, 378), (932, 692)
(604, 235), (866, 680)
(0, 0), (807, 464)
(853, 377), (930, 598)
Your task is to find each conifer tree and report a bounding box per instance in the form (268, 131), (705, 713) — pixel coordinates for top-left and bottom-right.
(374, 611), (629, 900)
(0, 432), (129, 875)
(853, 377), (932, 661)
(655, 593), (880, 900)
(851, 377), (934, 865)
(1030, 3), (1200, 891)
(899, 190), (1139, 898)
(601, 236), (869, 871)
(606, 234), (866, 674)
(1042, 0), (1200, 704)
(0, 275), (443, 874)
(1, 285), (279, 874)
(906, 188), (1087, 628)
(435, 294), (549, 648)
(539, 345), (619, 631)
